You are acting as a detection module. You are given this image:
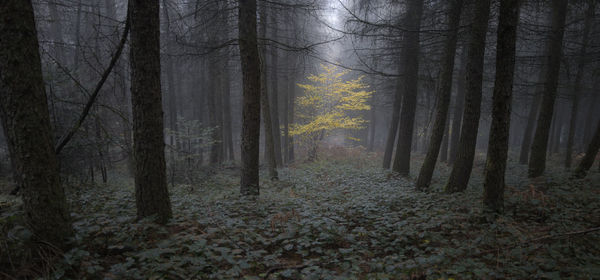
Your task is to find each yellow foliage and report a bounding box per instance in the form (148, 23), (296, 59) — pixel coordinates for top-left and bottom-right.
(290, 64), (373, 143)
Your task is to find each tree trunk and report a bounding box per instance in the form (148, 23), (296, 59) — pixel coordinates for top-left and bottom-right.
(129, 0), (172, 223)
(519, 85), (542, 164)
(162, 1), (179, 166)
(483, 0), (520, 214)
(239, 0), (261, 195)
(415, 0), (462, 190)
(282, 53), (291, 164)
(383, 78), (402, 169)
(391, 0), (425, 176)
(449, 46), (467, 165)
(288, 71), (296, 163)
(208, 58), (222, 164)
(368, 97), (377, 152)
(528, 0), (568, 178)
(565, 0), (594, 168)
(0, 0), (72, 248)
(259, 3), (278, 180)
(444, 0), (491, 193)
(222, 56), (235, 161)
(573, 119), (600, 178)
(269, 13), (283, 166)
(551, 109), (563, 154)
(440, 116), (450, 163)
(583, 93), (598, 149)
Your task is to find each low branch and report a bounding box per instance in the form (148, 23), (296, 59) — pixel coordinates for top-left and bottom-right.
(55, 12), (130, 155)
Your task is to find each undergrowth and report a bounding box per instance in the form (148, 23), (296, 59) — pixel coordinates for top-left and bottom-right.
(1, 148), (599, 279)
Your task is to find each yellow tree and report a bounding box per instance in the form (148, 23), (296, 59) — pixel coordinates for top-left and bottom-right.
(291, 64), (373, 160)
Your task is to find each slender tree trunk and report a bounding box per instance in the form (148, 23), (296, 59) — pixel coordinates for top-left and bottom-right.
(259, 3), (278, 180)
(222, 56), (234, 161)
(383, 79), (402, 168)
(239, 0), (261, 195)
(392, 0), (425, 176)
(162, 1), (179, 164)
(129, 0), (172, 223)
(208, 58), (221, 164)
(583, 93), (598, 149)
(440, 116), (450, 163)
(528, 0), (568, 178)
(415, 0), (462, 190)
(552, 109), (563, 154)
(282, 55), (290, 163)
(566, 0), (594, 168)
(483, 0), (520, 213)
(445, 0), (491, 193)
(269, 13), (283, 166)
(288, 71), (296, 163)
(519, 85), (542, 164)
(0, 0), (72, 247)
(573, 119), (600, 178)
(368, 98), (377, 152)
(449, 47), (467, 165)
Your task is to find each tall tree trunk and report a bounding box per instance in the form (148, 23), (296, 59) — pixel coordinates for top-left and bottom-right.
(0, 0), (72, 247)
(129, 0), (172, 223)
(288, 71), (296, 163)
(208, 58), (221, 164)
(483, 0), (520, 214)
(449, 46), (467, 165)
(440, 116), (450, 162)
(391, 0), (424, 176)
(282, 54), (291, 163)
(444, 0), (491, 193)
(259, 3), (278, 180)
(383, 79), (402, 168)
(269, 13), (283, 166)
(415, 0), (462, 190)
(519, 84), (542, 164)
(239, 0), (261, 195)
(528, 0), (568, 178)
(162, 1), (179, 164)
(222, 56), (234, 161)
(368, 97), (377, 152)
(582, 93), (598, 149)
(552, 109), (563, 154)
(573, 119), (600, 178)
(565, 0), (594, 168)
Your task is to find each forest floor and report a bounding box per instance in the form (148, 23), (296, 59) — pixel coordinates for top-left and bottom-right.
(1, 148), (600, 279)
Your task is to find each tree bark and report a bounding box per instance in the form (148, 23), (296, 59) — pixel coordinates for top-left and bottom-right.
(0, 0), (72, 248)
(483, 0), (520, 214)
(129, 0), (172, 223)
(415, 0), (462, 190)
(528, 0), (568, 178)
(391, 0), (425, 176)
(573, 119), (600, 178)
(444, 0), (491, 193)
(565, 0), (594, 168)
(239, 0), (261, 195)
